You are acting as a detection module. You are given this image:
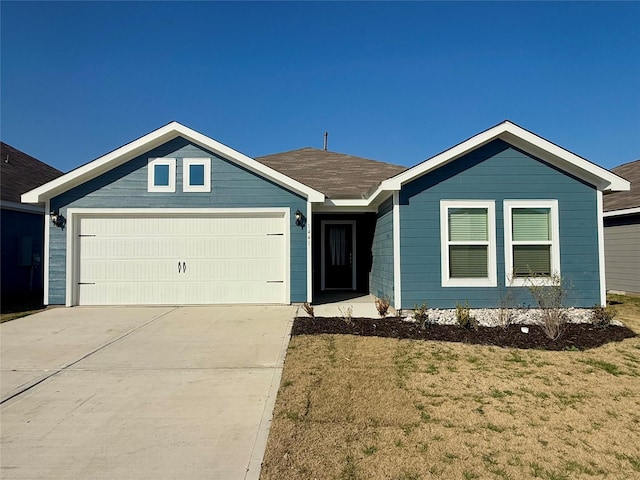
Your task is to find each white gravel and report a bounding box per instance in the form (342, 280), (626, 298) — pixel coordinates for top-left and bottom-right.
(403, 307), (623, 327)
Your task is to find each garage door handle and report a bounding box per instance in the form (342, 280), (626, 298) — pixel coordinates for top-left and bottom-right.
(178, 261), (187, 273)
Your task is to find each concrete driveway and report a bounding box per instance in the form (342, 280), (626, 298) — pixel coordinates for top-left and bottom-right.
(0, 305), (294, 479)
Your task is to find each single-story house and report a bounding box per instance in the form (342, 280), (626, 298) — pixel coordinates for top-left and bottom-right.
(603, 159), (639, 295)
(1, 142), (63, 307)
(21, 121), (629, 309)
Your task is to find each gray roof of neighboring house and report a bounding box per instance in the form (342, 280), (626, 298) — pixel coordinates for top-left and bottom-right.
(604, 159), (640, 213)
(255, 147), (407, 199)
(1, 142), (63, 204)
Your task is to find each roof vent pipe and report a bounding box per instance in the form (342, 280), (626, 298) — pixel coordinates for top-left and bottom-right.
(323, 131), (328, 151)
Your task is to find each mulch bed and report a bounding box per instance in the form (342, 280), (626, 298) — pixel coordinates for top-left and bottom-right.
(292, 317), (637, 351)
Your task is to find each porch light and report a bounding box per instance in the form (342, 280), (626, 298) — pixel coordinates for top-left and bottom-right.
(295, 209), (306, 228)
(50, 210), (66, 228)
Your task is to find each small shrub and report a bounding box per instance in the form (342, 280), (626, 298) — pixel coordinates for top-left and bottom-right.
(413, 303), (430, 329)
(456, 301), (478, 330)
(338, 305), (353, 326)
(525, 272), (570, 340)
(497, 274), (520, 328)
(375, 296), (391, 318)
(591, 304), (616, 328)
(302, 302), (314, 318)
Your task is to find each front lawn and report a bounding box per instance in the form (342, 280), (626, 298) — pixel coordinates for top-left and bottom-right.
(261, 295), (640, 479)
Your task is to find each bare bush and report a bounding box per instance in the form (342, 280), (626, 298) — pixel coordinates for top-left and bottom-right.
(413, 303), (430, 330)
(525, 273), (570, 340)
(375, 296), (391, 318)
(591, 304), (616, 328)
(302, 302), (314, 318)
(497, 275), (520, 329)
(338, 305), (353, 326)
(456, 301), (478, 330)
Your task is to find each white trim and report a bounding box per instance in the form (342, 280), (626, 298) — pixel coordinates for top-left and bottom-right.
(306, 201), (313, 303)
(603, 206), (640, 218)
(597, 191), (606, 306)
(147, 158), (176, 192)
(182, 157), (211, 192)
(65, 209), (76, 306)
(392, 191), (402, 309)
(440, 200), (497, 287)
(314, 202), (378, 213)
(503, 200), (560, 287)
(0, 200), (45, 214)
(320, 220), (356, 291)
(21, 122), (325, 204)
(65, 207), (290, 306)
(284, 208), (291, 305)
(43, 199), (50, 305)
(378, 121), (630, 197)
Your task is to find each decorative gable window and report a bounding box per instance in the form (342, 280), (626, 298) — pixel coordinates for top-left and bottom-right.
(440, 200), (497, 287)
(148, 158), (176, 192)
(504, 200), (560, 286)
(183, 158), (211, 192)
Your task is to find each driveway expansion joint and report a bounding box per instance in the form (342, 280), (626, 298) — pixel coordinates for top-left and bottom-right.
(0, 307), (178, 405)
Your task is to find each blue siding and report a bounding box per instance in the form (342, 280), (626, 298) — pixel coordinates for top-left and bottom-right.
(1, 209), (46, 301)
(399, 139), (599, 309)
(48, 137), (307, 304)
(370, 197), (394, 303)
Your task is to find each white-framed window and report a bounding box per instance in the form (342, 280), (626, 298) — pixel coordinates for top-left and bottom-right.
(148, 158), (176, 192)
(440, 200), (497, 287)
(183, 158), (211, 192)
(504, 200), (560, 286)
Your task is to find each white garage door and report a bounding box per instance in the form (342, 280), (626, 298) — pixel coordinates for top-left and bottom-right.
(75, 212), (287, 305)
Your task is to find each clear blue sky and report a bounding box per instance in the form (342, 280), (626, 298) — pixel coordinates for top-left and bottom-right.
(2, 1), (639, 173)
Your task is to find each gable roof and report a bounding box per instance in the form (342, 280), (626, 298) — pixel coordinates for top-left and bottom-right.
(21, 122), (325, 204)
(256, 147), (406, 199)
(603, 159), (640, 216)
(20, 120), (629, 208)
(1, 142), (63, 204)
(376, 121), (630, 202)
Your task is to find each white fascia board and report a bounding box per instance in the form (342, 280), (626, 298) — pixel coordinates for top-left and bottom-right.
(381, 123), (506, 191)
(379, 121), (630, 193)
(173, 123), (324, 202)
(21, 122), (325, 204)
(22, 124), (181, 203)
(317, 188), (396, 211)
(603, 207), (640, 218)
(498, 126), (629, 191)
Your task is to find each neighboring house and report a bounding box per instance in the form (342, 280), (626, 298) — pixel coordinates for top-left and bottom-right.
(21, 121), (629, 309)
(1, 142), (63, 306)
(603, 159), (640, 295)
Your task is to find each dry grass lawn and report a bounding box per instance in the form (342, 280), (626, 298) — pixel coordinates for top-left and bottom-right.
(261, 295), (640, 480)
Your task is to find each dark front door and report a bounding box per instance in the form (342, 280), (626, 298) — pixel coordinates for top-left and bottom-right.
(322, 222), (355, 290)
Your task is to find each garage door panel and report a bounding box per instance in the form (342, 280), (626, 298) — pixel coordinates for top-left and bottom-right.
(75, 213), (287, 305)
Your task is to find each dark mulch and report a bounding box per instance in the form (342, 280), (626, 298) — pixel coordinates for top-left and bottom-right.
(292, 317), (637, 351)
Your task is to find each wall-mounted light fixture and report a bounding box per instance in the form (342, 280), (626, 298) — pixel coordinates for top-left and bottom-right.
(50, 211), (66, 228)
(295, 209), (306, 228)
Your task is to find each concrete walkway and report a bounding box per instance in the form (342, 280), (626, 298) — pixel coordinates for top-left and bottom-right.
(305, 293), (395, 318)
(0, 305), (294, 480)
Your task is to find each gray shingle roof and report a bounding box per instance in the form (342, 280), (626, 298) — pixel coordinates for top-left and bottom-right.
(1, 142), (63, 204)
(256, 147), (406, 199)
(604, 159), (640, 212)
